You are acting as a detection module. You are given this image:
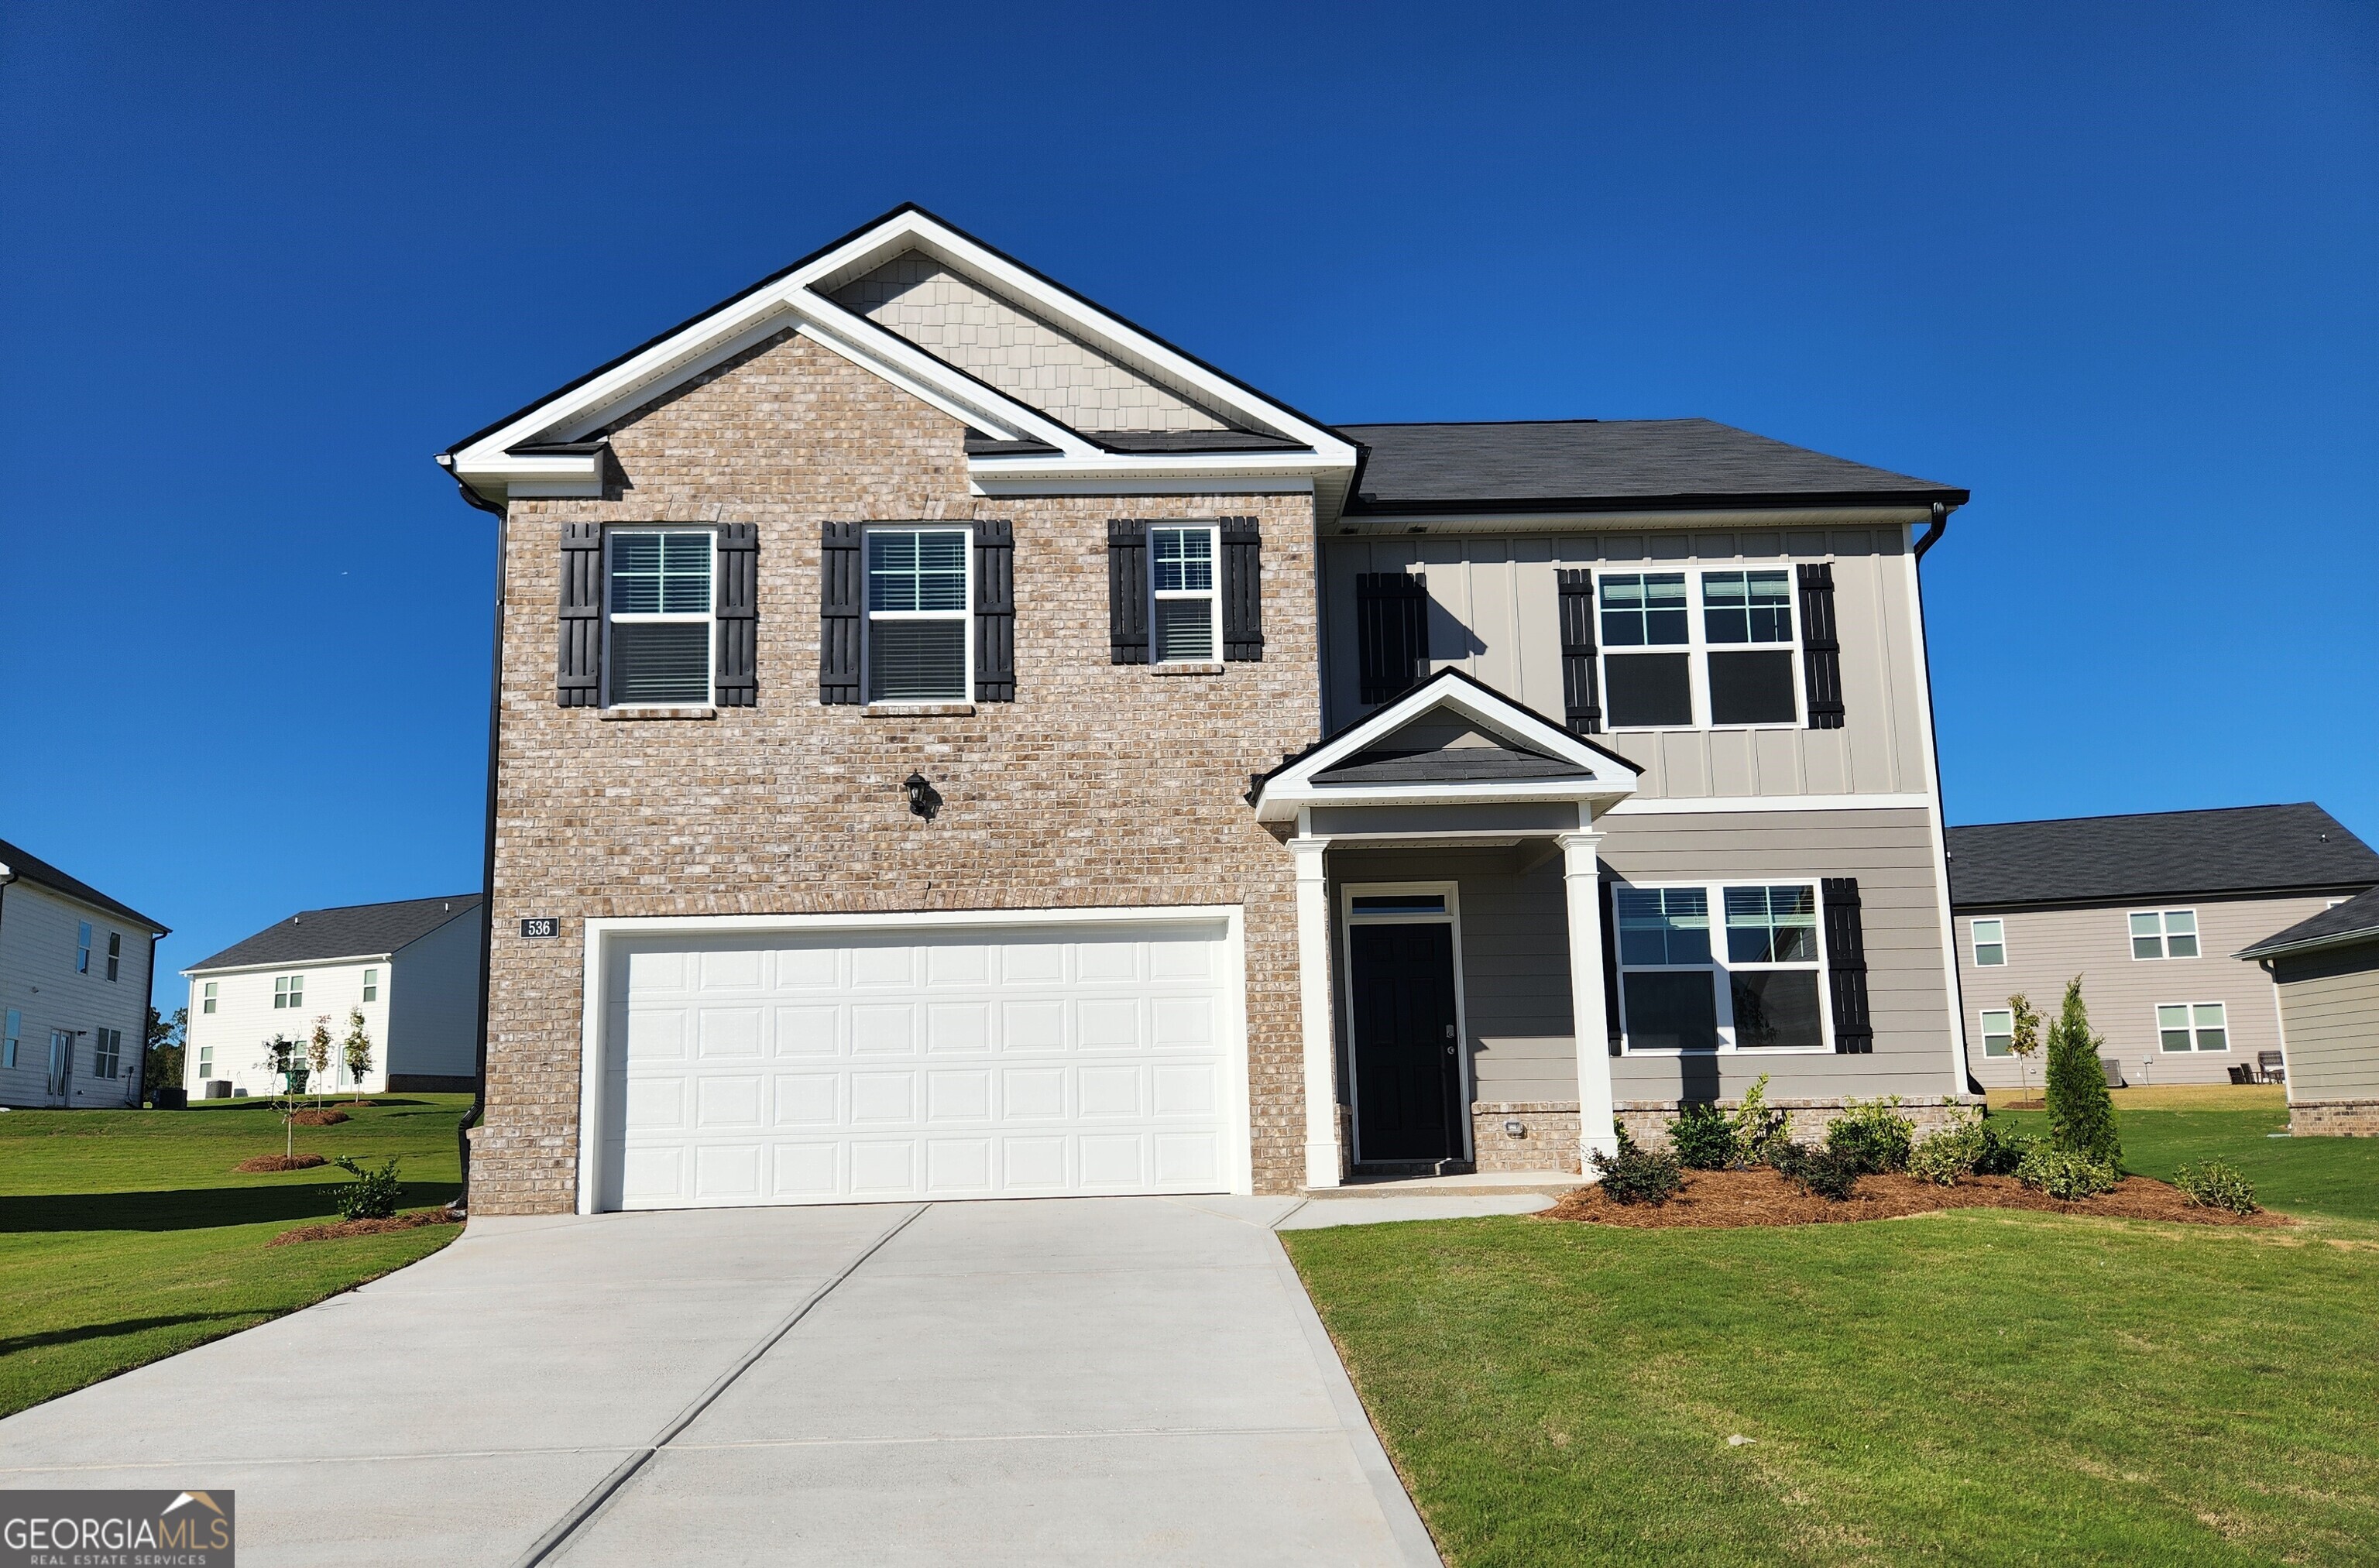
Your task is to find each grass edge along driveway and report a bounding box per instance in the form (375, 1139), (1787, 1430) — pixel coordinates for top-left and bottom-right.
(0, 1096), (469, 1419)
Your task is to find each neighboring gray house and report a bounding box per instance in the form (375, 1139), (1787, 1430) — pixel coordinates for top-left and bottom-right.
(2238, 886), (2379, 1135)
(439, 203), (1976, 1215)
(1948, 805), (2379, 1089)
(0, 838), (170, 1109)
(181, 895), (485, 1098)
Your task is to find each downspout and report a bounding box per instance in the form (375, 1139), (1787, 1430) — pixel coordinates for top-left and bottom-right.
(136, 931), (160, 1107)
(1908, 499), (1980, 1095)
(0, 866), (12, 1098)
(1914, 499), (1948, 560)
(442, 457), (507, 1215)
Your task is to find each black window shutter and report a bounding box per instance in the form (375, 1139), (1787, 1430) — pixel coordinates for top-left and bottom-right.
(1821, 877), (1873, 1054)
(819, 521), (862, 705)
(1599, 877), (1623, 1055)
(1220, 516), (1264, 661)
(974, 519), (1015, 702)
(1557, 568), (1601, 734)
(1355, 571), (1430, 704)
(714, 523), (757, 707)
(1107, 520), (1148, 664)
(558, 521), (603, 708)
(1798, 561), (1845, 729)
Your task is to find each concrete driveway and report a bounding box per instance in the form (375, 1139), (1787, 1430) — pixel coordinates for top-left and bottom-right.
(0, 1197), (1442, 1566)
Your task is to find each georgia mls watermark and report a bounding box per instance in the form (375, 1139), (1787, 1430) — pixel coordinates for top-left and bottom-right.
(2, 1491), (233, 1567)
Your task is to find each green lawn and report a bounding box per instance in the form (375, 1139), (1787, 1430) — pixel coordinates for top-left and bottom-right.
(1288, 1106), (2379, 1566)
(0, 1095), (469, 1419)
(1994, 1099), (2379, 1223)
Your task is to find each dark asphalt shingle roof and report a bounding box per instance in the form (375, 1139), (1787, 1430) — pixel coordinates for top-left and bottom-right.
(0, 836), (168, 932)
(1335, 419), (1967, 515)
(1946, 804), (2379, 911)
(187, 894), (482, 973)
(2237, 884), (2379, 960)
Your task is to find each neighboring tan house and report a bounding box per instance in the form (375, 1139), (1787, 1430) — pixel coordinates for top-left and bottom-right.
(439, 203), (1975, 1216)
(181, 895), (484, 1097)
(1948, 804), (2379, 1089)
(2237, 886), (2379, 1136)
(0, 838), (169, 1109)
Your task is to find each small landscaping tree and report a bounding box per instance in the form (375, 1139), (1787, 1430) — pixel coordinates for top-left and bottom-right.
(341, 1008), (373, 1103)
(2005, 993), (2044, 1108)
(2043, 976), (2121, 1166)
(307, 1015), (334, 1107)
(261, 1035), (303, 1159)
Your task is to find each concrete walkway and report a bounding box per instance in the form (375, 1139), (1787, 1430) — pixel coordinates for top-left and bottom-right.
(0, 1198), (1443, 1567)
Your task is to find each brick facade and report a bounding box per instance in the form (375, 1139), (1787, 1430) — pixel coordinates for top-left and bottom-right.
(475, 329), (1320, 1213)
(1470, 1103), (1583, 1174)
(2288, 1100), (2379, 1137)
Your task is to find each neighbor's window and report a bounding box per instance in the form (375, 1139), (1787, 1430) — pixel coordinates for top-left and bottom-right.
(1599, 573), (1693, 727)
(1971, 918), (2007, 967)
(606, 529), (714, 707)
(1599, 568), (1801, 729)
(77, 921), (92, 974)
(1701, 570), (1798, 725)
(197, 1044), (214, 1079)
(2130, 909), (2198, 960)
(273, 974), (303, 1010)
(2158, 1002), (2229, 1053)
(2, 1009), (17, 1069)
(202, 981), (218, 1014)
(105, 931), (122, 982)
(92, 1028), (122, 1079)
(1618, 881), (1827, 1052)
(362, 969), (379, 1002)
(865, 527), (970, 702)
(1979, 1008), (2015, 1057)
(1150, 526), (1219, 663)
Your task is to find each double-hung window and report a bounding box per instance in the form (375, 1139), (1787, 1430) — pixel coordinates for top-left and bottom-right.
(2157, 1002), (2228, 1052)
(1599, 568), (1801, 729)
(2130, 909), (2198, 959)
(197, 1043), (214, 1079)
(2, 1009), (17, 1069)
(865, 527), (970, 702)
(76, 921), (91, 974)
(93, 1028), (122, 1079)
(201, 981), (218, 1014)
(1615, 880), (1827, 1052)
(606, 530), (714, 707)
(1970, 918), (2007, 967)
(362, 969), (379, 1002)
(273, 974), (303, 1010)
(1979, 1007), (2015, 1056)
(1151, 526), (1219, 664)
(105, 932), (121, 981)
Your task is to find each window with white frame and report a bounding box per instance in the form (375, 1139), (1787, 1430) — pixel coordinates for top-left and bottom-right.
(606, 529), (714, 706)
(2, 1009), (17, 1069)
(2130, 909), (2199, 959)
(202, 981), (218, 1014)
(1150, 525), (1219, 663)
(105, 932), (121, 981)
(362, 969), (379, 1002)
(197, 1042), (214, 1079)
(1979, 1007), (2014, 1056)
(1598, 568), (1801, 729)
(273, 974), (303, 1010)
(1971, 918), (2007, 967)
(2157, 1001), (2229, 1052)
(1615, 880), (1827, 1052)
(865, 527), (970, 702)
(77, 921), (91, 974)
(93, 1028), (122, 1079)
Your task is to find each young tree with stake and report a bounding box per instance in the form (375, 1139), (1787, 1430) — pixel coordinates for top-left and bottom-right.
(341, 1007), (373, 1103)
(307, 1015), (334, 1107)
(2006, 993), (2044, 1108)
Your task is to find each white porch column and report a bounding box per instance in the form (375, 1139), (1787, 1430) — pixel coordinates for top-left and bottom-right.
(1559, 829), (1620, 1171)
(1292, 834), (1342, 1189)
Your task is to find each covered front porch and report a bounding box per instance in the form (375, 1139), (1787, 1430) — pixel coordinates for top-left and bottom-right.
(1253, 671), (1641, 1189)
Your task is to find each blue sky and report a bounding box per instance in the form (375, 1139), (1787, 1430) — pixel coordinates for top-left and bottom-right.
(5, 2), (2374, 985)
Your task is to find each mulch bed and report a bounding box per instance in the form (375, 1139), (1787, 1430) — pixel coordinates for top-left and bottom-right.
(1545, 1168), (2291, 1230)
(290, 1109), (350, 1127)
(269, 1209), (461, 1247)
(234, 1153), (326, 1172)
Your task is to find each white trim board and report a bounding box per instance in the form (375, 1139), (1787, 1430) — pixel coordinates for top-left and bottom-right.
(1606, 792), (1935, 815)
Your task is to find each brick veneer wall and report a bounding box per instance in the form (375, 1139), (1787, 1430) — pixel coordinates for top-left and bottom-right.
(2289, 1100), (2379, 1137)
(475, 329), (1320, 1213)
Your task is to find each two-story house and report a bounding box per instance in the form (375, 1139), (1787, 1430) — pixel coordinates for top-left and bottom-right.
(0, 836), (169, 1109)
(441, 204), (1972, 1215)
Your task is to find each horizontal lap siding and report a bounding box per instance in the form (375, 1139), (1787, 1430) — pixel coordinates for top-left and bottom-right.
(2273, 942), (2379, 1100)
(0, 885), (152, 1108)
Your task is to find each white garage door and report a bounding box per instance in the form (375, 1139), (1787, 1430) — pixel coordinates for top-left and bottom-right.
(601, 918), (1240, 1209)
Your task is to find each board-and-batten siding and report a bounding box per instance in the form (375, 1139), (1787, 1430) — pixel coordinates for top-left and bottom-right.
(2271, 940), (2379, 1102)
(1954, 894), (2333, 1088)
(1327, 808), (1956, 1109)
(1320, 527), (1931, 801)
(0, 883), (153, 1108)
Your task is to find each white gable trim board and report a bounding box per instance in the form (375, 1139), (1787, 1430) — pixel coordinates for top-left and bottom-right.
(578, 906), (1252, 1213)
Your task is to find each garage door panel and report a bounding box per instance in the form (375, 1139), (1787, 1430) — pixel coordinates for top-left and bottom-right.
(613, 920), (1235, 1209)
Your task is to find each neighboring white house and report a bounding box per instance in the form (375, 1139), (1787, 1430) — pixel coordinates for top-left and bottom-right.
(183, 894), (484, 1098)
(0, 837), (170, 1109)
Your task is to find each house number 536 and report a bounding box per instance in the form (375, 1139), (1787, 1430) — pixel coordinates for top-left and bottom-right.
(519, 918), (559, 938)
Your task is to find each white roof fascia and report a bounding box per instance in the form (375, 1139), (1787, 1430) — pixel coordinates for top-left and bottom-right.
(182, 952), (394, 979)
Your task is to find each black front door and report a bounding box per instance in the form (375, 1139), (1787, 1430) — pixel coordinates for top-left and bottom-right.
(1348, 921), (1462, 1162)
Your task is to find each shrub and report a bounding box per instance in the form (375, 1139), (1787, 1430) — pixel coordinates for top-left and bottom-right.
(1728, 1073), (1790, 1166)
(328, 1155), (403, 1220)
(1772, 1141), (1862, 1201)
(1974, 1118), (2030, 1176)
(2015, 1144), (2120, 1200)
(1666, 1103), (1739, 1169)
(1908, 1120), (1983, 1185)
(2043, 977), (2121, 1165)
(1591, 1136), (1684, 1206)
(2172, 1159), (2259, 1214)
(1825, 1097), (1917, 1175)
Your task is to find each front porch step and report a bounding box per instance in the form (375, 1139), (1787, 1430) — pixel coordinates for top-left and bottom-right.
(1351, 1159), (1474, 1179)
(1305, 1168), (1586, 1199)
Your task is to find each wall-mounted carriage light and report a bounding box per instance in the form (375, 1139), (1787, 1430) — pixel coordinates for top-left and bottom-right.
(902, 772), (942, 822)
